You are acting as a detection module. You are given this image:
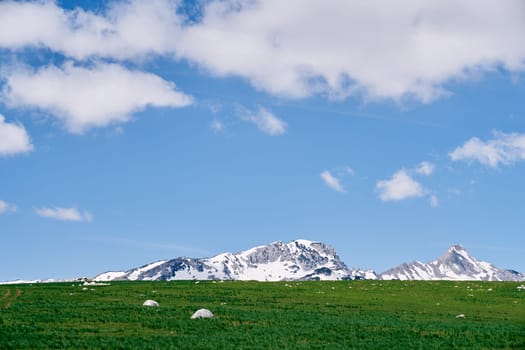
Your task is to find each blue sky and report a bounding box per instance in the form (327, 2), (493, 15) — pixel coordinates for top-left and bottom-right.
(1, 0), (524, 280)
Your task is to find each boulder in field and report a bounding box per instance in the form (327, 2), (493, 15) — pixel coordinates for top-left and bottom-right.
(191, 308), (213, 319)
(143, 300), (159, 307)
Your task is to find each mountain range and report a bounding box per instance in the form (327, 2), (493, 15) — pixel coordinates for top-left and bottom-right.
(94, 240), (524, 282)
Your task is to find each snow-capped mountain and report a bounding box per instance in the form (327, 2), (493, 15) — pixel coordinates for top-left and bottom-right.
(380, 245), (524, 281)
(3, 241), (523, 284)
(95, 239), (375, 282)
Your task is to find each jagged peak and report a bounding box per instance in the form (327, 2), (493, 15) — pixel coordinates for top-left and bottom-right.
(261, 239), (319, 249)
(239, 239), (322, 256)
(448, 244), (467, 253)
(290, 239), (318, 246)
(440, 245), (472, 262)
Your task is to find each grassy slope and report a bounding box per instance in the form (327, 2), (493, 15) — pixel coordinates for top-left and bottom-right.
(1, 280), (524, 349)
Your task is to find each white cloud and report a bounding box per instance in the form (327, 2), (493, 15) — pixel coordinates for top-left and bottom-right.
(376, 169), (424, 201)
(175, 0), (525, 102)
(35, 206), (93, 222)
(0, 114), (33, 156)
(1, 62), (192, 133)
(415, 161), (435, 176)
(0, 200), (17, 214)
(449, 131), (525, 168)
(0, 0), (181, 60)
(237, 106), (287, 135)
(1, 1), (524, 102)
(320, 170), (345, 193)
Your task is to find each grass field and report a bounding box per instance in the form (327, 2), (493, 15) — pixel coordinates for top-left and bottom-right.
(1, 280), (524, 349)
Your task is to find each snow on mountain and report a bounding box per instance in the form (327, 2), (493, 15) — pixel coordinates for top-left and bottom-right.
(93, 271), (128, 282)
(4, 241), (524, 284)
(380, 245), (524, 281)
(94, 239), (372, 282)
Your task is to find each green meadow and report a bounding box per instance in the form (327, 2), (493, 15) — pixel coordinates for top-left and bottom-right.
(1, 280), (524, 349)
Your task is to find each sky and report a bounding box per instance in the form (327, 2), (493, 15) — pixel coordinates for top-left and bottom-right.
(0, 0), (524, 281)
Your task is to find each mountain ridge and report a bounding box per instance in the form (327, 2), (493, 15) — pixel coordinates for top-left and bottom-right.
(95, 239), (377, 282)
(380, 244), (524, 281)
(1, 240), (522, 284)
(94, 240), (523, 282)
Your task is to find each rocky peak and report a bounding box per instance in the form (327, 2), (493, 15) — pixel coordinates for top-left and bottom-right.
(448, 244), (466, 253)
(95, 239), (357, 282)
(381, 245), (524, 281)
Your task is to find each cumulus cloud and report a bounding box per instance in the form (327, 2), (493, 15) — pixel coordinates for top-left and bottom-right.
(377, 164), (439, 206)
(320, 170), (345, 193)
(0, 114), (33, 156)
(1, 0), (524, 102)
(415, 161), (435, 176)
(376, 169), (424, 201)
(1, 62), (193, 133)
(0, 200), (17, 214)
(236, 106), (287, 135)
(449, 131), (525, 168)
(35, 206), (93, 222)
(175, 0), (525, 101)
(0, 0), (181, 60)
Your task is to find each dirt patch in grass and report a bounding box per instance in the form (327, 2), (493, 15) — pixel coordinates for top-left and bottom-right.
(4, 289), (22, 309)
(1, 289), (11, 300)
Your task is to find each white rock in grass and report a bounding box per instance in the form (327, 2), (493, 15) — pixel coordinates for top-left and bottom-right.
(143, 299), (159, 307)
(191, 308), (214, 319)
(455, 314), (466, 318)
